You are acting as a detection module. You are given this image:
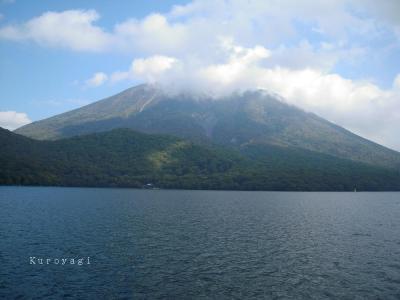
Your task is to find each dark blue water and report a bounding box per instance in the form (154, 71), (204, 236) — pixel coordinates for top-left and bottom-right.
(1, 187), (400, 299)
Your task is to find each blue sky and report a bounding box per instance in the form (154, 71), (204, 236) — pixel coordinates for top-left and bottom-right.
(0, 0), (189, 120)
(0, 0), (400, 150)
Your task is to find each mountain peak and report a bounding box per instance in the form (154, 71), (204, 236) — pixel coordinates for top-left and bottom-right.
(15, 84), (400, 170)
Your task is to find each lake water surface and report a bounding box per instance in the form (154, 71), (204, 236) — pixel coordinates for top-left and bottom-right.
(1, 187), (400, 299)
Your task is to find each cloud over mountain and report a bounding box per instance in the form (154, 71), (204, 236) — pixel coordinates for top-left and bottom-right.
(0, 111), (31, 130)
(86, 72), (108, 87)
(1, 0), (399, 149)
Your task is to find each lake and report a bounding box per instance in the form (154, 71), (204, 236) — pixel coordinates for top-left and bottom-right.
(1, 187), (400, 299)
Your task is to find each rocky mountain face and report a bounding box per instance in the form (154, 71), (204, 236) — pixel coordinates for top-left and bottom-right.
(15, 84), (400, 170)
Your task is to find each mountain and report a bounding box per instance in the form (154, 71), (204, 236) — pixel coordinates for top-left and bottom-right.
(2, 127), (400, 190)
(15, 84), (400, 170)
(1, 127), (245, 189)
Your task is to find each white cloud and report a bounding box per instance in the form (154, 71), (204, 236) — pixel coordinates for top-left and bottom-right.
(85, 72), (108, 87)
(0, 1), (398, 54)
(0, 10), (188, 53)
(0, 111), (31, 130)
(132, 55), (177, 82)
(0, 10), (111, 51)
(114, 14), (188, 54)
(167, 0), (371, 44)
(111, 55), (177, 83)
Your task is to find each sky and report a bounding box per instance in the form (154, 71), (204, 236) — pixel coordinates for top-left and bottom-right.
(0, 0), (400, 150)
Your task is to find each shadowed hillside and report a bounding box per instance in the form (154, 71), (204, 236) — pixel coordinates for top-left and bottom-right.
(2, 127), (400, 191)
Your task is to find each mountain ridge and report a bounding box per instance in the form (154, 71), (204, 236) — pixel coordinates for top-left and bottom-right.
(15, 84), (400, 170)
